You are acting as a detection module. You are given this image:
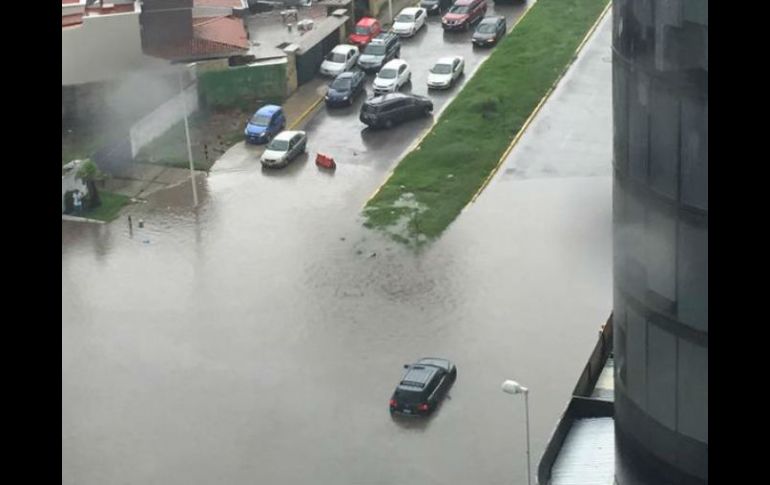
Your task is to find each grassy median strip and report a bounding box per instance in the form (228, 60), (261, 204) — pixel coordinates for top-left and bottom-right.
(363, 0), (610, 244)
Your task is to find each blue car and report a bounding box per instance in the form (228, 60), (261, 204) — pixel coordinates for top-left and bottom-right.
(244, 105), (286, 144)
(325, 70), (366, 107)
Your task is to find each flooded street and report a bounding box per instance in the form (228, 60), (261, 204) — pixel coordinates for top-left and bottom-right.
(62, 8), (613, 485)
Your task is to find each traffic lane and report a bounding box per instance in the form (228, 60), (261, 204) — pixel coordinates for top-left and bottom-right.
(292, 1), (530, 175)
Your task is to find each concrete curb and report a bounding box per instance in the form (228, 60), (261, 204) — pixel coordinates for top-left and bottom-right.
(62, 214), (106, 224)
(288, 95), (325, 130)
(468, 0), (613, 205)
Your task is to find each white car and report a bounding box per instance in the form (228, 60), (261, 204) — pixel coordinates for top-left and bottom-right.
(260, 130), (307, 168)
(373, 59), (411, 95)
(392, 7), (427, 37)
(427, 56), (465, 89)
(319, 45), (359, 77)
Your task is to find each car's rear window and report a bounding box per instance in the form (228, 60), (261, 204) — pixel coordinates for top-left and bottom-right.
(362, 103), (380, 114)
(395, 388), (423, 403)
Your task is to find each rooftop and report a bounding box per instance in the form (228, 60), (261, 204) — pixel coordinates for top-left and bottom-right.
(144, 15), (249, 61)
(550, 418), (614, 485)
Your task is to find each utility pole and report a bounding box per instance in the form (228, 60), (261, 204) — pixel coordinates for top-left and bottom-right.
(177, 67), (198, 208)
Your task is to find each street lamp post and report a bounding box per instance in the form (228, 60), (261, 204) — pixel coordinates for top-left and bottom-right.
(177, 67), (198, 208)
(388, 0), (393, 25)
(501, 379), (532, 485)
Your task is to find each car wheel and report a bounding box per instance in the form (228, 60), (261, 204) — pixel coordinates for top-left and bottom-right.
(423, 106), (432, 117)
(384, 119), (393, 129)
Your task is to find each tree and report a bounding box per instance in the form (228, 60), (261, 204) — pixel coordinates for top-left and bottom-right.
(76, 158), (105, 209)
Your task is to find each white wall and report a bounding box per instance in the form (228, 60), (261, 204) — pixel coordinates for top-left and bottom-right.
(62, 11), (165, 86)
(129, 81), (199, 158)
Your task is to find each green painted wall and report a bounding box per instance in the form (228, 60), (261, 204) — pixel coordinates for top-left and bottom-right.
(198, 62), (287, 110)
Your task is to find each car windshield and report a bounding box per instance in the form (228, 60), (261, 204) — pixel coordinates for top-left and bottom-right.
(364, 43), (386, 55)
(378, 68), (397, 79)
(266, 139), (289, 151)
(331, 78), (352, 90)
(395, 14), (414, 22)
(449, 5), (469, 14)
(327, 52), (347, 63)
(431, 63), (452, 74)
(478, 23), (497, 33)
(249, 114), (271, 126)
(355, 26), (370, 35)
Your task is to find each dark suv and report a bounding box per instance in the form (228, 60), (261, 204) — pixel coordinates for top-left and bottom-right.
(357, 32), (401, 73)
(389, 358), (457, 417)
(360, 93), (433, 129)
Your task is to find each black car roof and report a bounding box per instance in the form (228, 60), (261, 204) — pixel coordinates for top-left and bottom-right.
(399, 365), (439, 388)
(367, 93), (409, 104)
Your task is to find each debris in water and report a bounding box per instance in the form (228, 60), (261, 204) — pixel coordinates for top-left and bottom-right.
(369, 252), (376, 258)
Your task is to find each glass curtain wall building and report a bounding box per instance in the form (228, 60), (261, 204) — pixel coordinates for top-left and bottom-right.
(611, 0), (707, 484)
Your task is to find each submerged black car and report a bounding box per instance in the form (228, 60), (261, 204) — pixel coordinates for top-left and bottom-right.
(360, 93), (433, 129)
(325, 70), (366, 107)
(421, 0), (454, 14)
(389, 358), (457, 417)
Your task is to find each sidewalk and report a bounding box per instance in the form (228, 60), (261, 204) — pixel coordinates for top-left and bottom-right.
(210, 75), (329, 172)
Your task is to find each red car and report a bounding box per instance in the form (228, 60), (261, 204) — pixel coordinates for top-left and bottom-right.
(348, 17), (382, 47)
(441, 0), (487, 31)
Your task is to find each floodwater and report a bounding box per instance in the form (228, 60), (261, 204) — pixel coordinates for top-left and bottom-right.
(62, 7), (613, 485)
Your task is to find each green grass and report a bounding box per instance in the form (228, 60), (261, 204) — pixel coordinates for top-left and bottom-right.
(363, 0), (610, 245)
(82, 191), (132, 222)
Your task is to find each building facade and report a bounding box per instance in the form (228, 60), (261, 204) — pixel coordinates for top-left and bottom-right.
(611, 0), (707, 484)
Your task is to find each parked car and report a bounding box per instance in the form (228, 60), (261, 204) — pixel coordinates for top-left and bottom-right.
(325, 70), (366, 107)
(348, 17), (382, 47)
(259, 130), (307, 168)
(372, 59), (411, 96)
(392, 7), (428, 37)
(244, 104), (286, 144)
(472, 16), (507, 46)
(357, 32), (401, 73)
(319, 45), (359, 77)
(360, 93), (433, 129)
(420, 0), (454, 15)
(427, 56), (465, 89)
(441, 0), (487, 31)
(389, 358), (457, 417)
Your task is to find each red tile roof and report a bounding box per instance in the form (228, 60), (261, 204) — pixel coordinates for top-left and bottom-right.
(144, 16), (248, 61)
(194, 0), (243, 6)
(193, 16), (249, 49)
(86, 4), (135, 15)
(62, 13), (84, 27)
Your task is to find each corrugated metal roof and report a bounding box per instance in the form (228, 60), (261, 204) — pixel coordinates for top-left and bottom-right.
(550, 418), (614, 485)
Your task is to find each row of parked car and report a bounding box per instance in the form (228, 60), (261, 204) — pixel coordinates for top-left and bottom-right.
(244, 1), (511, 168)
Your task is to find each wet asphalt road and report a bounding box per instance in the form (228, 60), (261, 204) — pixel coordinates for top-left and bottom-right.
(63, 5), (614, 485)
(214, 1), (529, 175)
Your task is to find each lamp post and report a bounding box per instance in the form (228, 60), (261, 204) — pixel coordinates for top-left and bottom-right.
(177, 66), (198, 208)
(501, 379), (531, 485)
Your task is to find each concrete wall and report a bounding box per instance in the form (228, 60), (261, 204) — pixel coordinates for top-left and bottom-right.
(197, 58), (287, 109)
(129, 80), (199, 158)
(62, 10), (163, 86)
